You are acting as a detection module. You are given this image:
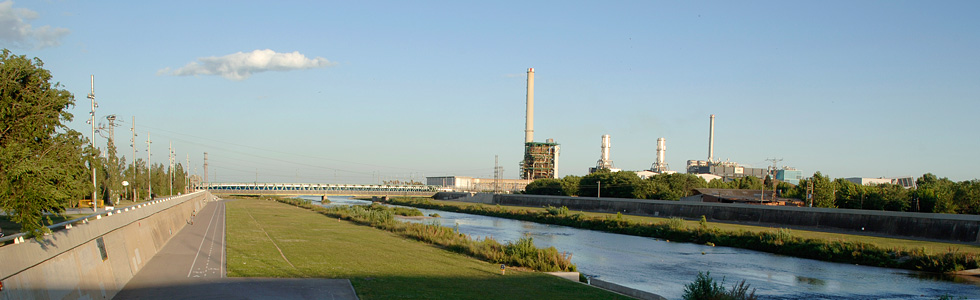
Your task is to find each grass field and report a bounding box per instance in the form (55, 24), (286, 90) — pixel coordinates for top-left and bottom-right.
(425, 199), (980, 255)
(224, 198), (630, 300)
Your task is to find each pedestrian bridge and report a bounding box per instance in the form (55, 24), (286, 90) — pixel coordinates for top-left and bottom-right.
(203, 182), (439, 197)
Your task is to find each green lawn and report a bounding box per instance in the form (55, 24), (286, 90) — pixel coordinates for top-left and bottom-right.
(225, 198), (630, 300)
(427, 199), (980, 255)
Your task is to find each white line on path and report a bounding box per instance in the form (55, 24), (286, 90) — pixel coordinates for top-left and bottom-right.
(188, 203), (219, 277)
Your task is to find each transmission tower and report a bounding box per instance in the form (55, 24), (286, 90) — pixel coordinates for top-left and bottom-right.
(766, 158), (783, 201)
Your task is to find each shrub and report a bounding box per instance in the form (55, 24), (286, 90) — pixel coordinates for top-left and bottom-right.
(682, 271), (757, 300)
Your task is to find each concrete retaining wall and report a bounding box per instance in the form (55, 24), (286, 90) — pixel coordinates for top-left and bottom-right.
(495, 194), (980, 243)
(0, 191), (214, 300)
(590, 278), (666, 300)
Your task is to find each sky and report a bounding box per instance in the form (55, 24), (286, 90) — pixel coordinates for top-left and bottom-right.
(3, 1), (979, 184)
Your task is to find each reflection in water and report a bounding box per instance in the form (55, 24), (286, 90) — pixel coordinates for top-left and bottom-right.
(312, 196), (980, 300)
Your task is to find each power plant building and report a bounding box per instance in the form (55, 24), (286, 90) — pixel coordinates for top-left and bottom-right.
(427, 176), (531, 193)
(520, 68), (559, 180)
(685, 114), (791, 182)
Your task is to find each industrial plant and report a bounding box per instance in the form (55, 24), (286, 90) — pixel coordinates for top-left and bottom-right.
(588, 134), (620, 174)
(685, 114), (802, 184)
(425, 68), (824, 194)
(519, 68), (560, 180)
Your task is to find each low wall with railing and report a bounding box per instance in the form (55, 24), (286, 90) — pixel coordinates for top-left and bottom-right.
(0, 191), (214, 300)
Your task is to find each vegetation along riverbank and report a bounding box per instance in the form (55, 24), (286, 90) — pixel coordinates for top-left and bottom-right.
(276, 197), (576, 273)
(226, 197), (628, 299)
(384, 197), (980, 274)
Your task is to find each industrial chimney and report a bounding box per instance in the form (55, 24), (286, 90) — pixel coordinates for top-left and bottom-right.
(525, 68), (534, 144)
(597, 134), (613, 169)
(652, 137), (667, 172)
(708, 114), (715, 163)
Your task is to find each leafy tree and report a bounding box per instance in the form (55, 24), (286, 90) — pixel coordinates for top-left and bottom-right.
(834, 179), (863, 209)
(914, 173), (956, 213)
(560, 175), (580, 196)
(579, 170), (642, 198)
(0, 49), (91, 237)
(736, 176), (763, 190)
(644, 173), (707, 200)
(525, 178), (564, 195)
(953, 180), (980, 214)
(707, 178), (732, 189)
(810, 172), (836, 208)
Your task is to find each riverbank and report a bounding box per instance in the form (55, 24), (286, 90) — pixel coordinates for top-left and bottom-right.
(385, 197), (980, 274)
(225, 197), (630, 299)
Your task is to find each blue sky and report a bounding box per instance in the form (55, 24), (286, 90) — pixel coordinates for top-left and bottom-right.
(5, 1), (979, 183)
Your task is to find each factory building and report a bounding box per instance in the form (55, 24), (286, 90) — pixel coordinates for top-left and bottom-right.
(844, 176), (916, 189)
(427, 176), (531, 193)
(685, 114), (796, 182)
(520, 68), (560, 180)
(776, 168), (803, 185)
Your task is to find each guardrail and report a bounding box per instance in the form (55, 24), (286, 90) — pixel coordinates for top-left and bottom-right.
(0, 191), (206, 246)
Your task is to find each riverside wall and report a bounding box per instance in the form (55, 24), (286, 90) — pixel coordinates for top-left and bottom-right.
(494, 194), (980, 244)
(0, 191), (214, 300)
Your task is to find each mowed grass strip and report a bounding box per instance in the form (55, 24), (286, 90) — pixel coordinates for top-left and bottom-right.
(425, 199), (980, 255)
(225, 198), (630, 300)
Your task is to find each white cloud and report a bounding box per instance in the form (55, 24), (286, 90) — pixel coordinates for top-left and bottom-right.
(160, 49), (335, 81)
(0, 1), (69, 49)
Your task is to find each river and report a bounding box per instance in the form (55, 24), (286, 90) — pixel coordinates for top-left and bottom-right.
(312, 196), (980, 299)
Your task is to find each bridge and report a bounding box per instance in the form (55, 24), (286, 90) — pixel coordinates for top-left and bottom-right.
(203, 182), (439, 197)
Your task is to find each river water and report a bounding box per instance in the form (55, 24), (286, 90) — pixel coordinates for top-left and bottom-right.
(312, 196), (980, 299)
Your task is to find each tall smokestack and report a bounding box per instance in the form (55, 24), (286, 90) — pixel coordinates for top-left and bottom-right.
(708, 114), (715, 162)
(656, 137), (666, 169)
(601, 134), (611, 166)
(525, 68), (534, 143)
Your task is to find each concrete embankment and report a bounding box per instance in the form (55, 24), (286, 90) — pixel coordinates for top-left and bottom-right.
(489, 194), (980, 244)
(0, 191), (214, 300)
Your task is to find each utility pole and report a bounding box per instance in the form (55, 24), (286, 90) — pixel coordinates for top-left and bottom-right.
(87, 75), (98, 212)
(169, 141), (173, 196)
(105, 115), (118, 204)
(597, 180), (601, 198)
(131, 116), (137, 201)
(806, 179), (814, 207)
(146, 132), (152, 200)
(766, 158), (783, 203)
(203, 152), (209, 190)
(186, 154), (190, 193)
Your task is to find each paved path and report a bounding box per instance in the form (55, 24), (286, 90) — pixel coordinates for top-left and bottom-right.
(114, 199), (358, 300)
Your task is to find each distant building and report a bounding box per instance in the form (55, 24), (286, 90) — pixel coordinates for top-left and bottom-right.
(426, 176), (531, 193)
(844, 176), (916, 189)
(635, 170), (677, 180)
(776, 169), (803, 185)
(686, 160), (768, 181)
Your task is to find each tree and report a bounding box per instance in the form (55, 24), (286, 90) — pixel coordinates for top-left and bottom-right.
(810, 172), (836, 208)
(914, 173), (956, 213)
(525, 178), (564, 195)
(560, 175), (580, 196)
(0, 49), (91, 237)
(579, 170), (642, 198)
(953, 180), (980, 214)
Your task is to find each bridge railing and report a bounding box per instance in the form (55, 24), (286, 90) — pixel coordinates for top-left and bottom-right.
(200, 182), (438, 193)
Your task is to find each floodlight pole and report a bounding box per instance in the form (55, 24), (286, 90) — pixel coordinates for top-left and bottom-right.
(88, 75), (98, 213)
(147, 132), (152, 200)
